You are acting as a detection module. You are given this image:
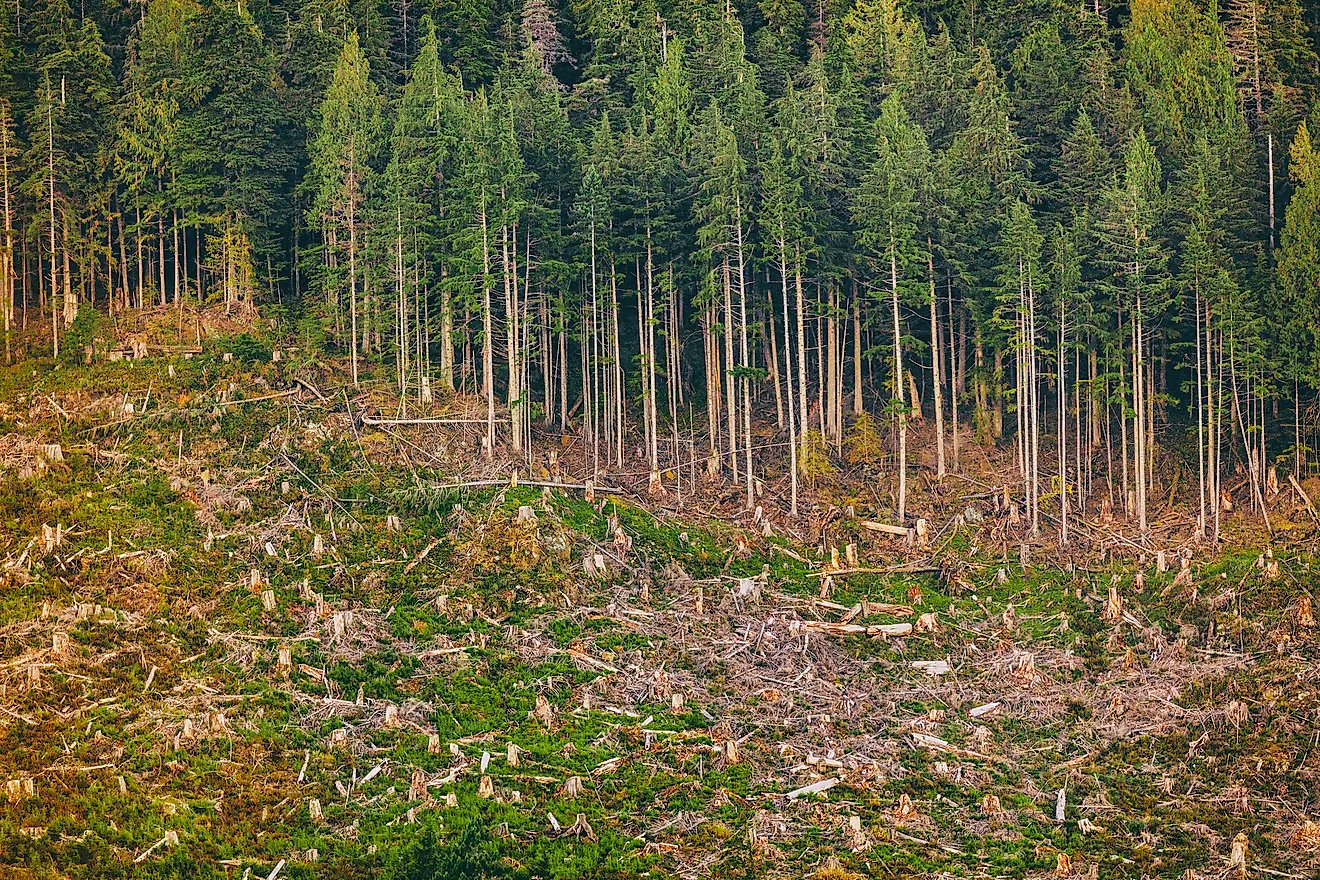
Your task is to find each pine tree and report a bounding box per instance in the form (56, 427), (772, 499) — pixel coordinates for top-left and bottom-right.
(308, 31), (384, 385)
(1278, 121), (1320, 432)
(760, 132), (805, 513)
(995, 199), (1044, 534)
(1099, 129), (1168, 534)
(853, 93), (929, 524)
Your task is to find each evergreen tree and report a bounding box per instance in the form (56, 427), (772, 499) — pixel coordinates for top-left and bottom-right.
(308, 30), (384, 384)
(853, 93), (928, 523)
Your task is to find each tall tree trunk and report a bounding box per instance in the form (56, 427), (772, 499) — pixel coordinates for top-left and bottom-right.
(1058, 279), (1067, 544)
(767, 286), (784, 431)
(852, 287), (862, 416)
(0, 109), (11, 365)
(890, 224), (906, 524)
(735, 206), (753, 509)
(779, 244), (798, 515)
(723, 257), (738, 482)
(348, 150), (360, 387)
(47, 103), (58, 359)
(480, 185), (493, 457)
(794, 247), (808, 439)
(947, 276), (959, 471)
(928, 247), (945, 478)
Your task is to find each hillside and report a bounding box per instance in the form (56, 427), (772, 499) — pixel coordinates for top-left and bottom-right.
(2, 340), (1319, 880)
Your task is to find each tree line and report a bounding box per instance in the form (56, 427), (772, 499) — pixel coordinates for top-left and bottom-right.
(3, 0), (1320, 538)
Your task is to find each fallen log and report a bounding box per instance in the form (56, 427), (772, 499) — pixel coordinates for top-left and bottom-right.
(786, 777), (840, 799)
(799, 620), (913, 637)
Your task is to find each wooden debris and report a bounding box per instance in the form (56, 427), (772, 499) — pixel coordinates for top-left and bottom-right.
(1012, 652), (1036, 682)
(1229, 831), (1248, 877)
(532, 694), (554, 728)
(1104, 578), (1123, 621)
(331, 611), (353, 638)
(860, 520), (914, 539)
(981, 794), (1002, 815)
(1225, 700), (1249, 728)
(785, 777), (839, 800)
(1171, 560), (1194, 591)
(911, 660), (951, 676)
(563, 775), (584, 798)
(1298, 595), (1315, 628)
(800, 620), (912, 638)
(848, 814), (869, 852)
(1259, 549), (1280, 579)
(478, 775), (494, 798)
(6, 777), (36, 803)
(1054, 852), (1071, 877)
(968, 702), (1000, 718)
(1289, 473), (1319, 520)
(41, 523), (65, 554)
(914, 612), (938, 633)
(409, 771), (427, 801)
(894, 793), (918, 821)
(565, 813), (597, 841)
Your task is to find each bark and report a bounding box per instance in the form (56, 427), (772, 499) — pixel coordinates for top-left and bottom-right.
(890, 223), (906, 524)
(928, 247), (945, 478)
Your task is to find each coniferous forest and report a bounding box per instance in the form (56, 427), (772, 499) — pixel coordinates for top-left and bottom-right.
(7, 1), (1320, 878)
(2, 0), (1320, 534)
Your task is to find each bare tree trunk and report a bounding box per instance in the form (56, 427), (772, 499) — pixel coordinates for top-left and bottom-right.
(928, 247), (945, 478)
(795, 247), (808, 438)
(890, 224), (906, 524)
(47, 103), (58, 359)
(723, 258), (738, 482)
(1058, 278), (1067, 544)
(767, 286), (783, 431)
(947, 276), (959, 471)
(479, 185), (493, 457)
(735, 203), (753, 508)
(852, 286), (862, 416)
(1133, 292), (1147, 533)
(348, 149), (360, 387)
(647, 232), (660, 481)
(0, 106), (11, 365)
(826, 286), (838, 448)
(779, 244), (798, 515)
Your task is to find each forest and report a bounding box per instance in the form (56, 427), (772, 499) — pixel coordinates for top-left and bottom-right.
(5, 2), (1320, 878)
(1, 0), (1319, 535)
